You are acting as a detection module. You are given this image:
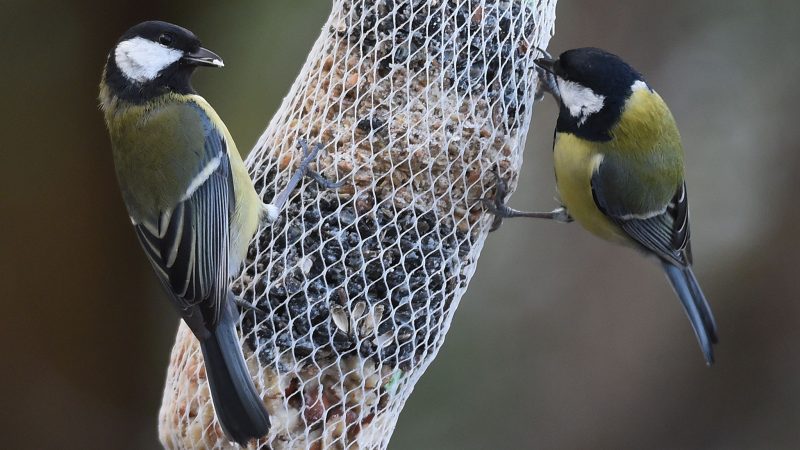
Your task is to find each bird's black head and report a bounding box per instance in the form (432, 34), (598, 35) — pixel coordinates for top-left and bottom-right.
(102, 21), (223, 103)
(536, 47), (648, 141)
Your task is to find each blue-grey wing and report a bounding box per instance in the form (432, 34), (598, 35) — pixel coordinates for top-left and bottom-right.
(591, 164), (691, 267)
(133, 110), (235, 328)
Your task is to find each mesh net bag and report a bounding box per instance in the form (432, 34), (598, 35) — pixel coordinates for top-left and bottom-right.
(159, 0), (557, 448)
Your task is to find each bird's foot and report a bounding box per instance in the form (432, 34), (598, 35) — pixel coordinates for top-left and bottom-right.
(306, 169), (346, 190)
(296, 139), (345, 190)
(233, 296), (265, 314)
(269, 139), (344, 214)
(534, 67), (560, 103)
(478, 165), (573, 232)
(533, 47), (561, 103)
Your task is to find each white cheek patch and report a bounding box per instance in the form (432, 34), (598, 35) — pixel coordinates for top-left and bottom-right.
(557, 77), (606, 126)
(114, 37), (183, 83)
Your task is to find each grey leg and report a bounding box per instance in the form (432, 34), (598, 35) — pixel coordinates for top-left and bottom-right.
(480, 165), (572, 232)
(263, 139), (344, 223)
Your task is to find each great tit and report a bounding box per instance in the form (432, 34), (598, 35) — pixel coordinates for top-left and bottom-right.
(99, 21), (325, 445)
(485, 47), (718, 364)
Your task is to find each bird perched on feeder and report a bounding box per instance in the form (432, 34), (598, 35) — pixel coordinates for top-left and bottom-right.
(99, 20), (330, 445)
(485, 47), (718, 364)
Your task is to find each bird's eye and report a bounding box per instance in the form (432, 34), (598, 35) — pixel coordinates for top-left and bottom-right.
(158, 33), (175, 46)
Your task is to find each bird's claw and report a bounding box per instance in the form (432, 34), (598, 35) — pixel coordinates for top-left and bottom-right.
(533, 46), (560, 103)
(477, 163), (572, 230)
(270, 139), (343, 216)
(296, 139), (344, 190)
(475, 197), (506, 232)
(297, 138), (324, 161)
(233, 296), (265, 314)
(535, 66), (560, 103)
(476, 164), (512, 232)
(307, 170), (346, 190)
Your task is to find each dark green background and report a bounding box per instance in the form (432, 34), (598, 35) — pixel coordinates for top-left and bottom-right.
(2, 1), (799, 449)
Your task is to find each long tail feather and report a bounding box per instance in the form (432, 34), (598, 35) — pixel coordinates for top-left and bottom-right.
(661, 262), (717, 365)
(683, 266), (718, 344)
(200, 303), (270, 445)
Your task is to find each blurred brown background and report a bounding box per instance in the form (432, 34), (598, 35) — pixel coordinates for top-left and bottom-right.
(2, 1), (799, 449)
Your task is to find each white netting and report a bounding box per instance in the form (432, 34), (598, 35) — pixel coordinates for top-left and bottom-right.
(159, 1), (556, 448)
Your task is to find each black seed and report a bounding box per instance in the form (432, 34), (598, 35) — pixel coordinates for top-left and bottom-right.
(310, 302), (328, 323)
(359, 339), (378, 358)
(288, 296), (307, 316)
(367, 281), (388, 301)
(235, 0), (534, 369)
(377, 317), (394, 335)
(357, 115), (387, 133)
(293, 337), (314, 357)
(332, 332), (354, 352)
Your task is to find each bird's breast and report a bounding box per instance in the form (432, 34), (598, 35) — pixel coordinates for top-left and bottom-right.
(553, 132), (629, 244)
(107, 104), (204, 220)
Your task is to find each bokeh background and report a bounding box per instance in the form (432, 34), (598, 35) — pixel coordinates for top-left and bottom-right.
(2, 1), (799, 449)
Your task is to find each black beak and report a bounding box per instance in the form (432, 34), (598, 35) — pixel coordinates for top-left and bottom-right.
(182, 47), (224, 68)
(534, 57), (557, 75)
